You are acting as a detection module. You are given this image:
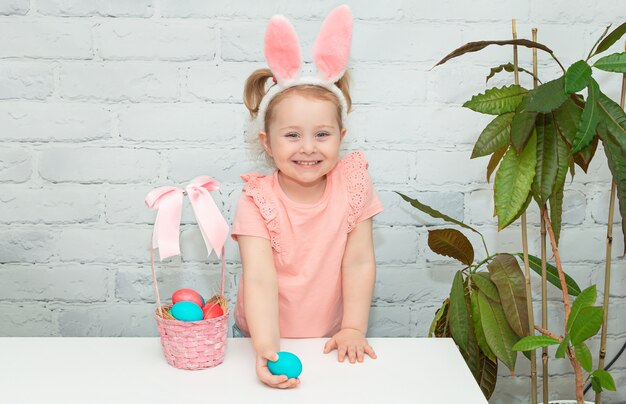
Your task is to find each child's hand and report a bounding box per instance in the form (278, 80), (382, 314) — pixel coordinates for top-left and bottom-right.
(323, 328), (377, 363)
(256, 350), (300, 389)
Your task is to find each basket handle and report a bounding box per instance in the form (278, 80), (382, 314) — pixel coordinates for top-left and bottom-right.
(145, 176), (230, 314)
(150, 244), (226, 315)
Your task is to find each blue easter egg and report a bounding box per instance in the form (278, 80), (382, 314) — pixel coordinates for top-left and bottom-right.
(170, 301), (203, 322)
(267, 351), (302, 379)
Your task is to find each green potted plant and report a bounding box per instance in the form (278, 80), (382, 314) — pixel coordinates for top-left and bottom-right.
(401, 20), (625, 403)
(397, 193), (581, 400)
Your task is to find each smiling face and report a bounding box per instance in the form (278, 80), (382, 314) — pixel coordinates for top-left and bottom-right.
(260, 90), (346, 195)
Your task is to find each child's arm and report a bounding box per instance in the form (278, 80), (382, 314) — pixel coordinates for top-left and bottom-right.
(324, 218), (378, 363)
(239, 235), (299, 389)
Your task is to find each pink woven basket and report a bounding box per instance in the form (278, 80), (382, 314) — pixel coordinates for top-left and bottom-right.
(150, 245), (229, 370)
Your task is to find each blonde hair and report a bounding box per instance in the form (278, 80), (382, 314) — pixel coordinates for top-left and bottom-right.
(243, 68), (352, 167)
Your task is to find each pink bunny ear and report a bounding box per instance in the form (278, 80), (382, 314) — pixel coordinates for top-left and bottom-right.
(312, 5), (353, 83)
(264, 15), (302, 85)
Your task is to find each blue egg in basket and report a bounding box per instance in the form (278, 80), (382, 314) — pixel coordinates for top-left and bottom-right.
(170, 301), (203, 322)
(267, 351), (302, 379)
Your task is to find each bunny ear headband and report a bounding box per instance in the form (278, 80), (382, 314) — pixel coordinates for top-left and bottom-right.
(247, 5), (353, 141)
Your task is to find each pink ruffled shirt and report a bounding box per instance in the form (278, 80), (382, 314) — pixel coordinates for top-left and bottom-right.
(231, 151), (384, 338)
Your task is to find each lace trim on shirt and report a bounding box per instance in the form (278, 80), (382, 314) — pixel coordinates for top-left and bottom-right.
(241, 173), (282, 252)
(341, 151), (369, 233)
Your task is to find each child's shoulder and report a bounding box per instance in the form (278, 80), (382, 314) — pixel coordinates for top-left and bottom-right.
(238, 172), (275, 202)
(337, 151), (370, 176)
(240, 171), (270, 184)
(338, 150), (369, 169)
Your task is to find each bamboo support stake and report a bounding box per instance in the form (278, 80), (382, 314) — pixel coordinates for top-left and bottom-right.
(513, 19), (538, 404)
(595, 40), (626, 404)
(529, 26), (550, 404)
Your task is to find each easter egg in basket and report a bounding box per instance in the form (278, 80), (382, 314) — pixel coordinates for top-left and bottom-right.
(202, 302), (224, 319)
(170, 301), (204, 322)
(267, 351), (302, 379)
(172, 288), (204, 307)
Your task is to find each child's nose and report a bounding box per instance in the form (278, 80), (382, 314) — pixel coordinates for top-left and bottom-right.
(301, 137), (316, 153)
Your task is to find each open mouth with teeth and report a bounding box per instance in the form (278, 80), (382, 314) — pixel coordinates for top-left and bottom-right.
(294, 160), (322, 166)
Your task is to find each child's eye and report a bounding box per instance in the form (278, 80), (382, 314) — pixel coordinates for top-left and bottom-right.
(316, 131), (330, 138)
(285, 132), (299, 138)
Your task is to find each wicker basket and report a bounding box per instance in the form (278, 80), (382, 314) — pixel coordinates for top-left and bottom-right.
(150, 247), (229, 370)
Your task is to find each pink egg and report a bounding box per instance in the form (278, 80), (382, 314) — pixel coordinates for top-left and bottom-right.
(202, 302), (224, 319)
(172, 288), (203, 307)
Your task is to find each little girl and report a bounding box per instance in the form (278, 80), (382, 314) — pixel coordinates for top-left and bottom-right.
(231, 5), (384, 389)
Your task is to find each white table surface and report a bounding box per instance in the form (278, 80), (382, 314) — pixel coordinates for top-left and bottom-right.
(0, 337), (488, 404)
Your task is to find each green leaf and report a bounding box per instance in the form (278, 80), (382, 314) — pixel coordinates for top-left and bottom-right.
(593, 22), (626, 56)
(494, 132), (537, 229)
(567, 285), (597, 333)
(433, 298), (452, 338)
(486, 145), (508, 183)
(488, 254), (530, 338)
(511, 93), (538, 153)
(396, 193), (485, 236)
(475, 353), (498, 399)
(555, 97), (584, 145)
(564, 60), (592, 94)
(428, 229), (475, 266)
(556, 335), (570, 359)
(429, 299), (449, 337)
(531, 114), (560, 207)
(591, 374), (603, 393)
(573, 135), (598, 173)
(549, 130), (571, 244)
(594, 52), (626, 73)
(485, 63), (541, 85)
(463, 85), (528, 115)
(596, 91), (626, 254)
(460, 290), (498, 401)
(477, 291), (519, 373)
(449, 271), (470, 352)
(471, 272), (501, 303)
(435, 39), (554, 68)
(472, 113), (514, 158)
(574, 342), (592, 372)
(591, 369), (617, 391)
(470, 291), (496, 362)
(569, 306), (603, 345)
(518, 253), (581, 296)
(526, 77), (569, 113)
(549, 191), (564, 247)
(598, 131), (626, 255)
(597, 91), (626, 153)
(572, 78), (600, 153)
(512, 335), (560, 351)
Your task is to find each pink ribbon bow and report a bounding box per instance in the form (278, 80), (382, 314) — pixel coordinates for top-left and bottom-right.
(145, 176), (229, 261)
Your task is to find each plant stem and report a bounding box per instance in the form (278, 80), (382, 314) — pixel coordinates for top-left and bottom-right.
(595, 46), (625, 404)
(534, 325), (561, 341)
(566, 347), (586, 404)
(550, 53), (567, 74)
(544, 209), (584, 402)
(480, 234), (490, 258)
(542, 209), (571, 324)
(585, 24), (612, 62)
(474, 254), (496, 270)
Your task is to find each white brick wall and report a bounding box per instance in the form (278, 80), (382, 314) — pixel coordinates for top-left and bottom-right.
(1, 1), (625, 402)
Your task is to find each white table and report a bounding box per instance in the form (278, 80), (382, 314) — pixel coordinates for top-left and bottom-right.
(0, 337), (488, 404)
